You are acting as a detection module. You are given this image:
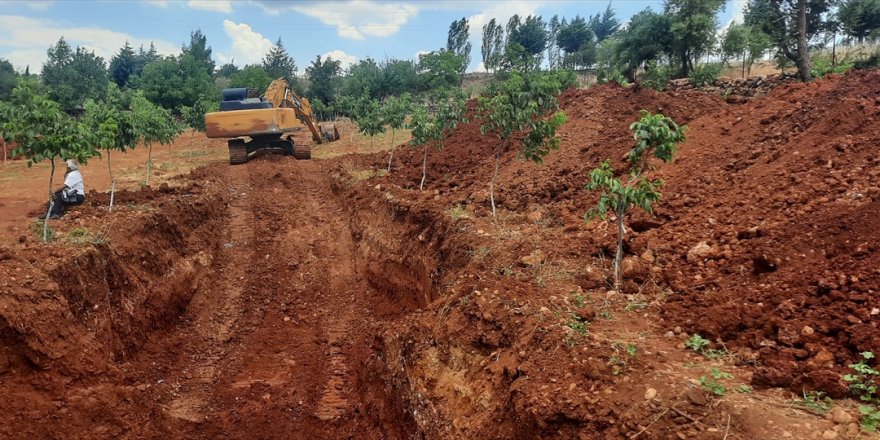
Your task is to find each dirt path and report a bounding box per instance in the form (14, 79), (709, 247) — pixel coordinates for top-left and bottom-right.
(123, 157), (401, 438)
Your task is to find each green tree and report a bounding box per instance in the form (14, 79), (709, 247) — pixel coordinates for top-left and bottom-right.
(665, 0), (726, 77)
(83, 85), (139, 211)
(357, 98), (386, 147)
(306, 55), (341, 104)
(109, 41), (137, 88)
(229, 65), (273, 93)
(181, 97), (217, 148)
(217, 62), (240, 78)
(482, 18), (504, 72)
(408, 90), (467, 190)
(616, 8), (674, 79)
(557, 15), (598, 69)
(447, 17), (472, 72)
(585, 112), (686, 289)
(382, 92), (412, 172)
(381, 58), (420, 96)
(547, 15), (563, 69)
(182, 30), (215, 75)
(745, 0), (833, 81)
(557, 15), (593, 53)
(343, 57), (383, 100)
(590, 2), (622, 42)
(417, 50), (466, 90)
(721, 22), (749, 69)
(133, 42), (160, 77)
(131, 91), (181, 186)
(42, 38), (109, 111)
(134, 54), (214, 112)
(838, 0), (880, 43)
(0, 58), (18, 101)
(478, 72), (569, 218)
(8, 79), (99, 240)
(262, 38), (297, 82)
(508, 15), (548, 62)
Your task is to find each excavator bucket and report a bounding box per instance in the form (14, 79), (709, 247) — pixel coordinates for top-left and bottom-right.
(318, 123), (340, 142)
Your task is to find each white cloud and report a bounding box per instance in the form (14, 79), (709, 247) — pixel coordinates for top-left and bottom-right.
(142, 0), (169, 7)
(289, 1), (419, 40)
(216, 20), (273, 66)
(187, 0), (233, 13)
(322, 49), (358, 70)
(414, 50), (430, 61)
(0, 15), (178, 73)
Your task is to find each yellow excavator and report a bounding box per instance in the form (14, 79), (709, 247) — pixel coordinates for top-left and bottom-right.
(205, 78), (340, 164)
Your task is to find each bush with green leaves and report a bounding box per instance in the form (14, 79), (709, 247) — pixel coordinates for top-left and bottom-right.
(83, 87), (140, 211)
(640, 62), (675, 91)
(131, 91), (181, 186)
(408, 89), (467, 190)
(687, 64), (722, 87)
(7, 79), (99, 241)
(478, 72), (569, 218)
(810, 57), (854, 79)
(357, 98), (386, 147)
(845, 352), (880, 432)
(382, 92), (412, 172)
(585, 111), (685, 290)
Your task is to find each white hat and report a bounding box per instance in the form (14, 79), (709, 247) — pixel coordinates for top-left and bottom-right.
(66, 159), (78, 171)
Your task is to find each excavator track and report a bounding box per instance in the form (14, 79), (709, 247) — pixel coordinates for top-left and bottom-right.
(293, 143), (312, 160)
(228, 139), (248, 165)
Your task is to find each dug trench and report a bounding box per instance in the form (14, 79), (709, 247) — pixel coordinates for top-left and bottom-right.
(0, 157), (512, 439)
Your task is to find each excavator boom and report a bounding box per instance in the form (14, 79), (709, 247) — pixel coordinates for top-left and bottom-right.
(264, 78), (339, 144)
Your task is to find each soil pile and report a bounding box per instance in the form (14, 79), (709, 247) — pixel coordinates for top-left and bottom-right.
(379, 69), (880, 396)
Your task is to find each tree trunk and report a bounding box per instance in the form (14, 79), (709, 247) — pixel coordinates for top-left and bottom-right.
(106, 149), (116, 212)
(420, 145), (428, 191)
(614, 202), (626, 291)
(43, 158), (56, 242)
(742, 53), (746, 78)
(832, 30), (837, 66)
(387, 128), (395, 173)
(1, 137), (6, 165)
(145, 143), (153, 187)
(189, 130), (196, 160)
(490, 150), (500, 219)
(795, 0), (811, 82)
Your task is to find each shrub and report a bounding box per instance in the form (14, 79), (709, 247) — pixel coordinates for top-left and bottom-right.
(688, 64), (722, 87)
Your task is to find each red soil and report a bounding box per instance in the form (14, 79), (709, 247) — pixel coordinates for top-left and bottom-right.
(0, 69), (877, 439)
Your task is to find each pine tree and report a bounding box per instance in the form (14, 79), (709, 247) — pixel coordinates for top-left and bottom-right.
(262, 38), (297, 82)
(109, 41), (137, 87)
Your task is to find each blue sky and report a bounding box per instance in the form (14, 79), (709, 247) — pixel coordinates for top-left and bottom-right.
(0, 0), (744, 74)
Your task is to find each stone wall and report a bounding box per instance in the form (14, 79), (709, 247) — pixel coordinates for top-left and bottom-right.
(666, 72), (801, 97)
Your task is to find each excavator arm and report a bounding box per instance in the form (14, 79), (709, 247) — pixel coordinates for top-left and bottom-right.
(264, 78), (333, 144)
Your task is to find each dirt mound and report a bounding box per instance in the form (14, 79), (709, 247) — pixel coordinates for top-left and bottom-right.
(367, 69), (880, 398)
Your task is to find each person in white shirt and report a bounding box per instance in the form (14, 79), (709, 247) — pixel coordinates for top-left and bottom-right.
(41, 159), (86, 219)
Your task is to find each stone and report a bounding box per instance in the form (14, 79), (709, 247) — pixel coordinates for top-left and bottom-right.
(827, 407), (852, 425)
(822, 430), (838, 439)
(871, 308), (880, 316)
(801, 326), (814, 336)
(687, 241), (718, 262)
(640, 250), (655, 263)
(644, 388), (658, 400)
(621, 257), (648, 278)
(519, 249), (546, 267)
